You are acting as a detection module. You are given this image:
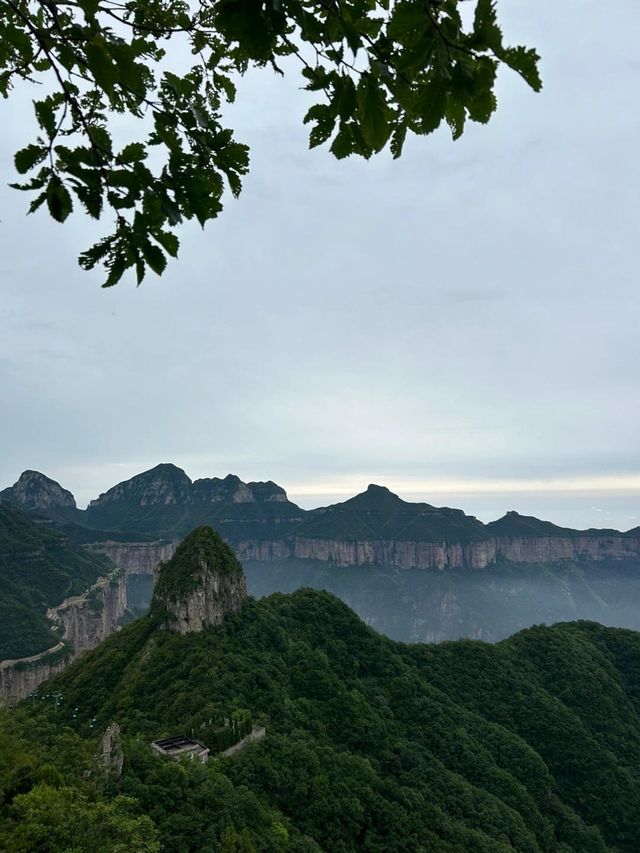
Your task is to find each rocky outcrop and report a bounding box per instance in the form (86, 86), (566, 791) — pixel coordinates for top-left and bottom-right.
(101, 723), (124, 779)
(0, 470), (76, 510)
(0, 645), (70, 706)
(152, 527), (247, 634)
(49, 569), (127, 654)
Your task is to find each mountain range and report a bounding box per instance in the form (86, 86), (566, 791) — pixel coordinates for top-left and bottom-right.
(3, 464), (640, 661)
(2, 463), (638, 550)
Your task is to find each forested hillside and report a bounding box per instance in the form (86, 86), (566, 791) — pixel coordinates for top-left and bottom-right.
(2, 585), (640, 850)
(0, 503), (112, 659)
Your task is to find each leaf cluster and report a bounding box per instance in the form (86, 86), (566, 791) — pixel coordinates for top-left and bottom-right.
(0, 0), (540, 284)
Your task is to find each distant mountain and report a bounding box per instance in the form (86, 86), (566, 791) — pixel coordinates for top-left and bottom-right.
(0, 502), (112, 659)
(4, 466), (638, 550)
(486, 510), (620, 538)
(83, 463), (305, 540)
(0, 470), (76, 511)
(5, 464), (640, 649)
(296, 483), (487, 541)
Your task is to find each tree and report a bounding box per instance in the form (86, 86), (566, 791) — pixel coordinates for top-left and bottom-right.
(1, 0), (540, 286)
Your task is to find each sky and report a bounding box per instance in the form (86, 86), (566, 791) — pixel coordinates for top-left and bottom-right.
(1, 1), (640, 529)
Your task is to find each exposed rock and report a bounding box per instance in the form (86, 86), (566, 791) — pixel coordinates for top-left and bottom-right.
(0, 470), (76, 510)
(85, 540), (178, 576)
(0, 567), (127, 705)
(152, 526), (246, 634)
(101, 723), (124, 779)
(49, 569), (127, 654)
(193, 474), (255, 503)
(89, 463), (192, 507)
(0, 646), (71, 706)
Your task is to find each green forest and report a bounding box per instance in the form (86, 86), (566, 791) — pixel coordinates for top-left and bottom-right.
(2, 585), (640, 851)
(0, 504), (112, 659)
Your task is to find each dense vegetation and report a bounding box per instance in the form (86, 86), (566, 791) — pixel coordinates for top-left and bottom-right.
(0, 503), (113, 659)
(152, 525), (244, 606)
(2, 585), (640, 850)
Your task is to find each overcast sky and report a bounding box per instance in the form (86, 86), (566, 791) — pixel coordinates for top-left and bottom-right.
(1, 0), (639, 529)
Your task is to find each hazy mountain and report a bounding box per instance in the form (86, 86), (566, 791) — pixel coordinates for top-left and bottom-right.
(4, 465), (640, 648)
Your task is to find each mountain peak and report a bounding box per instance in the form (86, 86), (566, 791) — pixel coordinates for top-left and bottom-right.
(152, 526), (246, 634)
(345, 483), (404, 510)
(89, 463), (192, 508)
(0, 470), (76, 510)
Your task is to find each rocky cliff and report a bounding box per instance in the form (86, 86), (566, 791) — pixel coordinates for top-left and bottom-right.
(85, 540), (178, 575)
(0, 567), (127, 705)
(286, 532), (640, 569)
(0, 646), (70, 707)
(152, 526), (247, 634)
(48, 569), (127, 654)
(79, 528), (640, 582)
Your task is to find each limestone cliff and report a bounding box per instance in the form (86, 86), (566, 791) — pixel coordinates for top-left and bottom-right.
(151, 526), (246, 634)
(48, 569), (127, 654)
(0, 567), (127, 705)
(85, 540), (178, 575)
(0, 646), (70, 706)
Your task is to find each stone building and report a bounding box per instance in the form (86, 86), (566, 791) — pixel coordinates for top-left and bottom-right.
(151, 735), (210, 763)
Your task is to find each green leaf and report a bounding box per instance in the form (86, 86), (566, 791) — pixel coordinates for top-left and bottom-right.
(500, 46), (543, 92)
(445, 100), (466, 140)
(77, 0), (100, 17)
(390, 122), (407, 159)
(14, 145), (47, 175)
(34, 99), (56, 138)
(356, 76), (391, 152)
(46, 177), (73, 223)
(142, 242), (167, 276)
(418, 79), (447, 134)
(330, 126), (355, 160)
(119, 143), (147, 164)
(86, 40), (119, 97)
(153, 231), (179, 258)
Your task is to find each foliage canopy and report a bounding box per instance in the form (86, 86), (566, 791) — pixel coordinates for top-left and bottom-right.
(1, 0), (540, 285)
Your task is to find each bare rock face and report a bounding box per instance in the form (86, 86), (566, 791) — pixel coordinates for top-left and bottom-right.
(152, 526), (247, 634)
(49, 570), (127, 654)
(101, 723), (124, 779)
(0, 470), (76, 510)
(89, 463), (192, 508)
(85, 540), (178, 576)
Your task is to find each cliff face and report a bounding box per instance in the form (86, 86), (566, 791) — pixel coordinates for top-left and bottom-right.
(80, 531), (640, 580)
(48, 570), (127, 654)
(286, 534), (640, 569)
(85, 540), (178, 575)
(0, 651), (70, 706)
(0, 568), (127, 705)
(161, 572), (247, 634)
(152, 526), (247, 634)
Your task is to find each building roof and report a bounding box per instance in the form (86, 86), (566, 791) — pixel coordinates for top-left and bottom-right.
(152, 735), (207, 753)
